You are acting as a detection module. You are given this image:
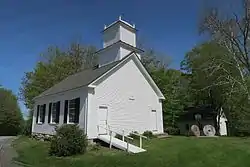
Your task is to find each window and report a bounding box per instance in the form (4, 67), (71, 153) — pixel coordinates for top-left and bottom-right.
(36, 104), (46, 124)
(48, 101), (60, 124)
(51, 103), (57, 123)
(68, 99), (76, 123)
(64, 98), (80, 124)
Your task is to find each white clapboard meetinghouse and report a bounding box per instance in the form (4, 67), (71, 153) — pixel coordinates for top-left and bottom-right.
(32, 17), (165, 153)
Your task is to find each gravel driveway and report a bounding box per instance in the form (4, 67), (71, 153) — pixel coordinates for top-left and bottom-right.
(0, 136), (19, 167)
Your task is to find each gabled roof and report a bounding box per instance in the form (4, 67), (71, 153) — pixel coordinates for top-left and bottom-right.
(34, 52), (165, 100)
(34, 60), (121, 99)
(89, 52), (165, 100)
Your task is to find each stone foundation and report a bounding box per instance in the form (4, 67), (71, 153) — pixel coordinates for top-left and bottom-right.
(32, 133), (53, 141)
(32, 132), (95, 144)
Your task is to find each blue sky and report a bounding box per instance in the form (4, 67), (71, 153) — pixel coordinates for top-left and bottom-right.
(0, 0), (202, 115)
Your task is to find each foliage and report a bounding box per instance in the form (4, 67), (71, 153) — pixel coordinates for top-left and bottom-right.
(0, 87), (24, 136)
(165, 127), (180, 135)
(200, 0), (250, 99)
(19, 43), (96, 110)
(141, 49), (170, 70)
(142, 131), (156, 139)
(115, 133), (123, 140)
(141, 48), (189, 129)
(150, 68), (188, 128)
(182, 42), (250, 136)
(128, 131), (140, 140)
(88, 143), (101, 151)
(14, 136), (250, 167)
(49, 124), (88, 157)
(22, 118), (32, 136)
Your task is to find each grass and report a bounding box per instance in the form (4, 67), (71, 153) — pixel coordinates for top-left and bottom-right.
(13, 136), (250, 167)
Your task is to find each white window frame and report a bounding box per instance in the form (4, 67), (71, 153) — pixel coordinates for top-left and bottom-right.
(38, 105), (45, 124)
(67, 99), (77, 124)
(50, 103), (58, 124)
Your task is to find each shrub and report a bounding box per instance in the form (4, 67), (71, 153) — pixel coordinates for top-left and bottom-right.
(128, 131), (140, 140)
(142, 131), (156, 139)
(89, 142), (101, 151)
(49, 124), (88, 157)
(165, 127), (180, 135)
(115, 133), (123, 140)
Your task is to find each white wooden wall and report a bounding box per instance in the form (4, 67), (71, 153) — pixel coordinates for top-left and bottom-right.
(87, 58), (163, 139)
(32, 87), (88, 135)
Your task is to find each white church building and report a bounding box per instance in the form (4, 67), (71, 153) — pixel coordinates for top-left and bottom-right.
(32, 17), (165, 152)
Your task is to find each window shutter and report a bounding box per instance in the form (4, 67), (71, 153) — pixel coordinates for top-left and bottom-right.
(56, 101), (60, 123)
(36, 105), (40, 123)
(64, 100), (68, 123)
(48, 103), (52, 123)
(75, 98), (80, 123)
(42, 104), (46, 123)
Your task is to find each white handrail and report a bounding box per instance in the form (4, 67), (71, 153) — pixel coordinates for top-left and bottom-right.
(108, 125), (148, 139)
(98, 125), (134, 140)
(97, 125), (133, 151)
(107, 125), (148, 148)
(98, 125), (147, 149)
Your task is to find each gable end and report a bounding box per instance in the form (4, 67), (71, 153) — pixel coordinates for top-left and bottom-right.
(88, 53), (165, 100)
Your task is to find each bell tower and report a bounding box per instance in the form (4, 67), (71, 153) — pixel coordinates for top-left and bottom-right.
(96, 16), (143, 66)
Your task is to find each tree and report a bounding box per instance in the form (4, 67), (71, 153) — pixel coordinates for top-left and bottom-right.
(19, 43), (96, 111)
(182, 42), (250, 135)
(141, 49), (186, 129)
(0, 87), (24, 135)
(200, 0), (250, 99)
(141, 49), (170, 70)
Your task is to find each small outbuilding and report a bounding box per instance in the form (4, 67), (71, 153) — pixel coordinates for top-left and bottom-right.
(177, 105), (228, 136)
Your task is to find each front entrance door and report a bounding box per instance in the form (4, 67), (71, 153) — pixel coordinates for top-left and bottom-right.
(98, 106), (108, 134)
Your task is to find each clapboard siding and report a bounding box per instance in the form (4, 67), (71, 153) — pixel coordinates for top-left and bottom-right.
(87, 58), (163, 138)
(32, 87), (88, 135)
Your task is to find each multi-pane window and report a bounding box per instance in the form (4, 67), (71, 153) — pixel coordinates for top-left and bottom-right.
(48, 101), (60, 124)
(64, 98), (80, 124)
(37, 104), (46, 124)
(51, 103), (57, 123)
(68, 99), (76, 123)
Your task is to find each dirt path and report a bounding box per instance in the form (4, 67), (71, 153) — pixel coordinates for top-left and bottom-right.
(0, 136), (20, 167)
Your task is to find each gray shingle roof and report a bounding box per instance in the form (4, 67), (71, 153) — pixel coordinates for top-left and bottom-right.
(35, 60), (121, 99)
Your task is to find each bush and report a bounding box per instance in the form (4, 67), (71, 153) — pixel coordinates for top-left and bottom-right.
(165, 127), (180, 135)
(49, 124), (88, 157)
(142, 131), (156, 139)
(115, 133), (123, 140)
(89, 142), (101, 151)
(128, 131), (140, 140)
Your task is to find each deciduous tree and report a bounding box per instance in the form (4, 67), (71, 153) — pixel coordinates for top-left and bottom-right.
(0, 87), (24, 135)
(19, 43), (96, 111)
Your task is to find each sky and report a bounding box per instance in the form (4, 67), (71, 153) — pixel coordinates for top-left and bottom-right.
(0, 0), (202, 116)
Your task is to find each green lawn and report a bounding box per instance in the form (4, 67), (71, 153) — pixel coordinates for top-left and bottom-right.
(13, 136), (250, 167)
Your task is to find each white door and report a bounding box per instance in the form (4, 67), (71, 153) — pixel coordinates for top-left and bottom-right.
(151, 110), (157, 131)
(98, 106), (108, 134)
(219, 118), (228, 136)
